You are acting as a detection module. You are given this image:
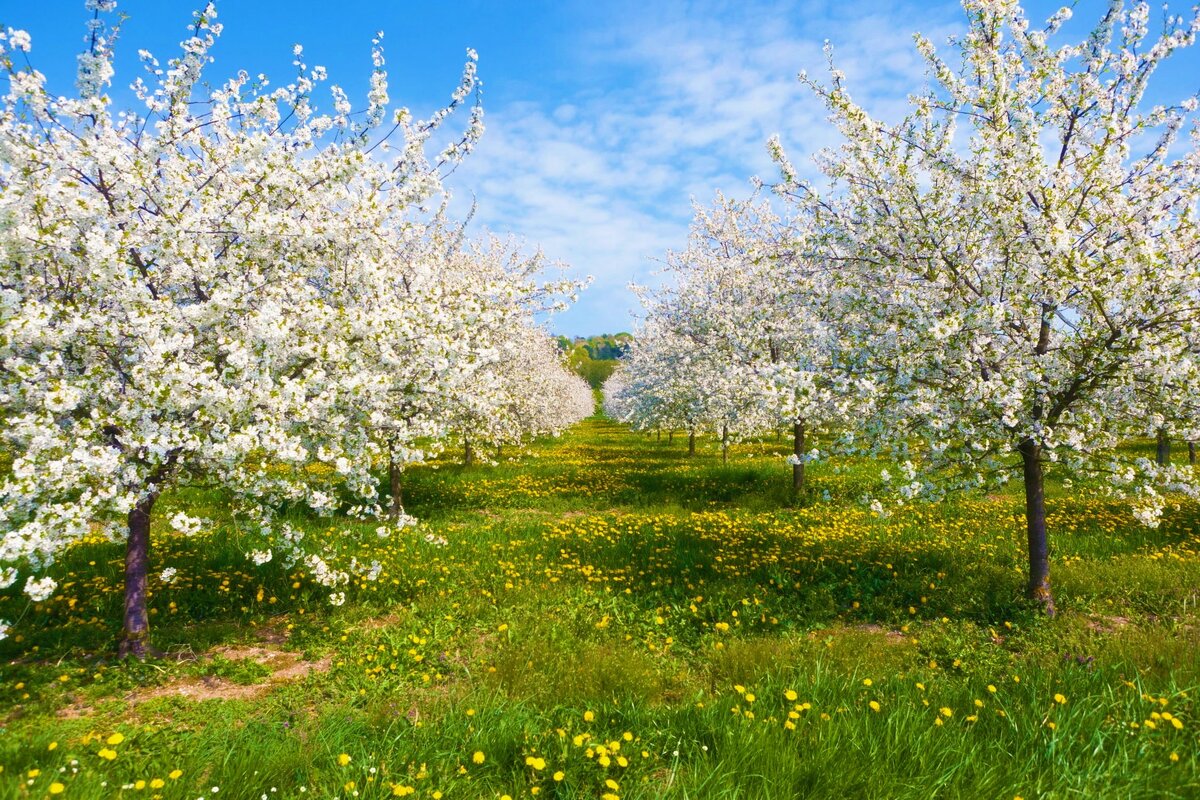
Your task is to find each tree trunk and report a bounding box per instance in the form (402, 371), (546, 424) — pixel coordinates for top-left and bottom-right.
(1018, 439), (1055, 616)
(1156, 428), (1170, 466)
(1190, 441), (1196, 466)
(388, 453), (403, 519)
(721, 425), (728, 465)
(657, 430), (661, 443)
(668, 431), (673, 445)
(464, 437), (473, 466)
(792, 420), (805, 494)
(688, 430), (696, 456)
(120, 492), (159, 658)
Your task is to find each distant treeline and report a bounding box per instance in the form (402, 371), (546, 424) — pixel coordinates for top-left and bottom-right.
(558, 333), (632, 388)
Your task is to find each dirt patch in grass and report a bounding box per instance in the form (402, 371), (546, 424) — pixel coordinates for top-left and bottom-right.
(841, 623), (909, 642)
(57, 645), (330, 718)
(351, 611), (408, 632)
(1086, 615), (1132, 634)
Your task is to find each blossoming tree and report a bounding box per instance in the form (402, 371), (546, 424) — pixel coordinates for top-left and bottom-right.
(773, 0), (1200, 612)
(0, 4), (540, 655)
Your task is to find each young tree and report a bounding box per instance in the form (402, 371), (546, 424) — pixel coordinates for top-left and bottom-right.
(773, 0), (1200, 613)
(0, 4), (494, 654)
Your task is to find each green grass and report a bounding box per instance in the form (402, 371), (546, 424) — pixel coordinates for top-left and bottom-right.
(1, 416), (1198, 799)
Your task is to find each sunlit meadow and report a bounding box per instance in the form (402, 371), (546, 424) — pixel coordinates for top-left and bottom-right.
(1, 408), (1197, 799)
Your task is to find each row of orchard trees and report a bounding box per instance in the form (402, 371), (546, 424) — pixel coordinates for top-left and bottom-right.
(607, 0), (1200, 614)
(603, 196), (862, 489)
(0, 4), (591, 655)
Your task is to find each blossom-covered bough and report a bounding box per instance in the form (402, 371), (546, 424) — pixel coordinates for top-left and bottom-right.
(770, 0), (1200, 613)
(0, 4), (582, 654)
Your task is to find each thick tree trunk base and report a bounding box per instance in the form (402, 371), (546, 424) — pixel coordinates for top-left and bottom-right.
(1026, 582), (1056, 616)
(118, 637), (165, 660)
(1019, 439), (1055, 617)
(120, 493), (159, 657)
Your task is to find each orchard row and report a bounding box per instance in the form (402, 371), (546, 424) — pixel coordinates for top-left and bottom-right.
(605, 0), (1200, 614)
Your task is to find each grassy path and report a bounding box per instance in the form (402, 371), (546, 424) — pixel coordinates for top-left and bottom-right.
(1, 416), (1198, 798)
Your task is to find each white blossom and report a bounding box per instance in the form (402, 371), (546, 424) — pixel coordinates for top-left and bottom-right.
(24, 575), (57, 602)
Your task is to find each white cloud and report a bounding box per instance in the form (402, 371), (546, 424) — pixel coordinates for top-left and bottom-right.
(447, 0), (962, 335)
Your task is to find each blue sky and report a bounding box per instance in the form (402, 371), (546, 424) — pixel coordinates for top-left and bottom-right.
(6, 1), (1199, 336)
